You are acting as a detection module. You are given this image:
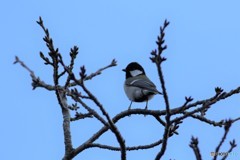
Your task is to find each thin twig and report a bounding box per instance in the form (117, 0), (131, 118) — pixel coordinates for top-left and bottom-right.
(187, 113), (224, 127)
(14, 56), (56, 91)
(70, 91), (109, 126)
(68, 59), (117, 87)
(189, 137), (202, 160)
(213, 120), (232, 160)
(221, 139), (237, 160)
(70, 113), (93, 121)
(172, 87), (240, 115)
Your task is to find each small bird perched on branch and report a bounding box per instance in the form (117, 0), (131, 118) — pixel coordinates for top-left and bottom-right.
(123, 62), (162, 110)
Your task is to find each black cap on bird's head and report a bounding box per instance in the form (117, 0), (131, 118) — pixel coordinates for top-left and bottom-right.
(122, 62), (146, 78)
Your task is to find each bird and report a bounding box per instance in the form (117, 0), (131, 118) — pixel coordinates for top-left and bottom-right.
(122, 62), (162, 110)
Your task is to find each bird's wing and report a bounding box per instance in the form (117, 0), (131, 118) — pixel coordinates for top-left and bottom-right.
(126, 77), (162, 94)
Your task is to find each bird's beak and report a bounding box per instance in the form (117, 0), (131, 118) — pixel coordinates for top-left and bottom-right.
(122, 69), (126, 72)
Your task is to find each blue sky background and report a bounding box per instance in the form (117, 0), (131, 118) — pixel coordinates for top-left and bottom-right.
(1, 0), (240, 159)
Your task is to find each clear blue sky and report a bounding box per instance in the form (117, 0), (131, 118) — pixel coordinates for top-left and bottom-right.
(1, 0), (240, 159)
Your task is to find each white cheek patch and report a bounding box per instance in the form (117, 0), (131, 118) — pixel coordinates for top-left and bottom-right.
(130, 70), (143, 77)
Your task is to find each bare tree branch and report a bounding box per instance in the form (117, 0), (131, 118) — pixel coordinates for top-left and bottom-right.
(70, 112), (93, 121)
(188, 114), (224, 127)
(76, 80), (126, 160)
(172, 87), (240, 115)
(70, 89), (109, 126)
(221, 139), (237, 160)
(151, 19), (172, 160)
(189, 137), (202, 160)
(14, 56), (56, 91)
(89, 139), (163, 151)
(68, 59), (117, 87)
(213, 120), (232, 160)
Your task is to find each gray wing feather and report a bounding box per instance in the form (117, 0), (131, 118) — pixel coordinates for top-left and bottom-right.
(126, 77), (161, 94)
